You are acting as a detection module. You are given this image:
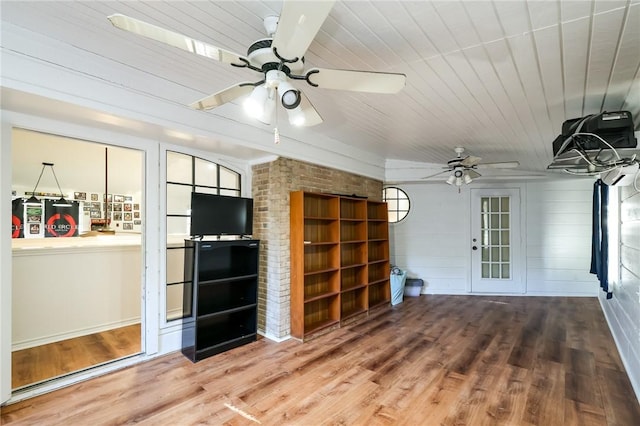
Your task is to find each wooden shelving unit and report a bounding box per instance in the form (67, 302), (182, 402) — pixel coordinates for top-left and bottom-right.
(291, 191), (390, 340)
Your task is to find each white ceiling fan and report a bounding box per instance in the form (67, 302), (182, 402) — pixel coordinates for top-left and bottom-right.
(423, 147), (520, 187)
(107, 0), (406, 128)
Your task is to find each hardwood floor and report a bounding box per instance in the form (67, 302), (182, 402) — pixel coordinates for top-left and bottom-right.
(2, 296), (639, 425)
(11, 324), (141, 389)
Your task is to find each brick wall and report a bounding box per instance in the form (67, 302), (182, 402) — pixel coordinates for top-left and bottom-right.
(251, 157), (383, 339)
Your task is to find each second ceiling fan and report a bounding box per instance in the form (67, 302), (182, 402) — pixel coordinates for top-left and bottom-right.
(108, 0), (406, 127)
(423, 147), (520, 187)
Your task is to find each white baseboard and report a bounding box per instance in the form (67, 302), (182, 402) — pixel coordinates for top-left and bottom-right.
(12, 317), (141, 351)
(421, 290), (597, 297)
(258, 330), (290, 342)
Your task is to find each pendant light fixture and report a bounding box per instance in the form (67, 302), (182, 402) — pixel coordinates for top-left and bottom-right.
(24, 162), (71, 207)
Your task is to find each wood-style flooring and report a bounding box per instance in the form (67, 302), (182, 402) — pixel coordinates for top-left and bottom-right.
(11, 323), (141, 389)
(2, 296), (639, 425)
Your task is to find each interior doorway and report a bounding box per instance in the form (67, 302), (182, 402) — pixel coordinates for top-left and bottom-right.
(10, 129), (144, 390)
(470, 188), (524, 293)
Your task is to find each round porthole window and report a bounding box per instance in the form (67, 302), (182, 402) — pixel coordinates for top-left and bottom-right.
(383, 187), (410, 223)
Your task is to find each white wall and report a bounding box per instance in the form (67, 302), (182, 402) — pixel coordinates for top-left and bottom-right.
(390, 183), (470, 293)
(12, 240), (141, 350)
(600, 184), (640, 400)
(389, 179), (599, 296)
(525, 180), (598, 295)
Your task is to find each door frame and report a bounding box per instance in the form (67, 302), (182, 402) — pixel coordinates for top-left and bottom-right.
(470, 187), (525, 294)
(1, 114), (160, 404)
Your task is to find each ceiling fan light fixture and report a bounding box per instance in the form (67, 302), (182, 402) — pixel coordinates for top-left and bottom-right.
(256, 91), (276, 124)
(243, 85), (269, 119)
(278, 80), (301, 109)
(463, 172), (473, 184)
(446, 175), (456, 185)
(287, 106), (306, 126)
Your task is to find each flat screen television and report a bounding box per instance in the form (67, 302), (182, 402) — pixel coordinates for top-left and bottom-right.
(190, 192), (253, 237)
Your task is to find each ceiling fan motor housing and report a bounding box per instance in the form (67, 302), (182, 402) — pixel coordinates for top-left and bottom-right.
(247, 39), (305, 75)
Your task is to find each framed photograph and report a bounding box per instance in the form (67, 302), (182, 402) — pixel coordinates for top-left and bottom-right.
(113, 203), (123, 212)
(133, 203), (140, 210)
(74, 192), (87, 201)
(90, 210), (102, 218)
(134, 220), (142, 225)
(30, 223), (40, 234)
(134, 211), (140, 219)
(83, 206), (91, 212)
(123, 222), (133, 230)
(114, 195), (125, 203)
(124, 212), (132, 221)
(124, 203), (132, 212)
(113, 212), (123, 221)
(124, 195), (133, 202)
(26, 206), (42, 223)
(91, 193), (99, 201)
(91, 202), (102, 209)
(103, 194), (112, 202)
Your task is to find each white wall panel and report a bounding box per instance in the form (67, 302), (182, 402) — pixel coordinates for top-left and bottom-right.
(599, 186), (640, 401)
(525, 179), (598, 295)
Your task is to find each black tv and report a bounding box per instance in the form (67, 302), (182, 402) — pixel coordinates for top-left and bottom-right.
(190, 192), (253, 237)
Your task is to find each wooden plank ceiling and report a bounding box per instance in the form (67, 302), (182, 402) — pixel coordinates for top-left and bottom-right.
(1, 0), (638, 175)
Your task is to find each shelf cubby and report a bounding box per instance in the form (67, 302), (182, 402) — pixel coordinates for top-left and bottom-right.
(369, 280), (391, 308)
(340, 264), (367, 291)
(340, 197), (367, 220)
(341, 287), (368, 321)
(304, 218), (339, 243)
(304, 270), (340, 301)
(304, 294), (340, 335)
(340, 241), (367, 268)
(368, 240), (389, 263)
(304, 243), (339, 274)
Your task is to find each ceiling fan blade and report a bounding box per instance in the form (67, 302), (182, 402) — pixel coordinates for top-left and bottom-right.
(189, 83), (255, 110)
(421, 170), (450, 180)
(272, 0), (336, 62)
(108, 14), (247, 65)
(476, 161), (520, 169)
(467, 170), (482, 179)
(295, 91), (323, 127)
(306, 68), (406, 94)
(460, 155), (482, 167)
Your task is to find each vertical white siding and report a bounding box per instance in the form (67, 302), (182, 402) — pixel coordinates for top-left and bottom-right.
(388, 179), (598, 296)
(389, 184), (470, 294)
(600, 185), (640, 400)
(525, 180), (599, 295)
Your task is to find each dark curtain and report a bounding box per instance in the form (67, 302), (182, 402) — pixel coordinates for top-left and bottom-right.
(590, 179), (612, 299)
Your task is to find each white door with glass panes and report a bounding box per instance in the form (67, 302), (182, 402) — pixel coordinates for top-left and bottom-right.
(471, 189), (523, 293)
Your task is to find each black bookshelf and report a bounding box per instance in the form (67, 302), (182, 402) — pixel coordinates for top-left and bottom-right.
(182, 239), (259, 362)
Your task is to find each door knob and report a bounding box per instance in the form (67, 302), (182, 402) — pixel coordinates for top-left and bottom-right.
(472, 246), (478, 250)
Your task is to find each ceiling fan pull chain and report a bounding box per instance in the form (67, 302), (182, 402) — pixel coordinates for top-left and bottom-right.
(274, 95), (280, 144)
